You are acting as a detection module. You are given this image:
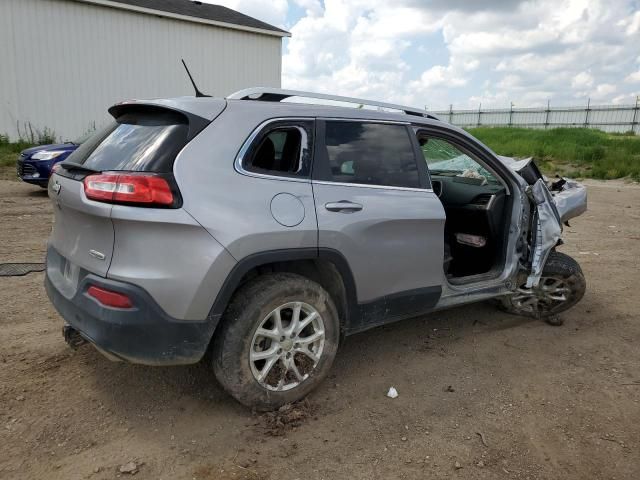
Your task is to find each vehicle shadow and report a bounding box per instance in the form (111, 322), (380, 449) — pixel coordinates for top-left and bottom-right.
(27, 188), (49, 197)
(78, 300), (538, 421)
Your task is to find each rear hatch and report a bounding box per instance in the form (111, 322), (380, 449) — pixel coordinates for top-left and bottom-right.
(48, 174), (114, 277)
(47, 103), (211, 290)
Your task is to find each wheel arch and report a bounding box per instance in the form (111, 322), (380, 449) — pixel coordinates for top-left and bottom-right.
(208, 248), (358, 337)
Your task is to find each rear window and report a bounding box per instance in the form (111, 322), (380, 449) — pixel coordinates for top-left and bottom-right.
(66, 110), (189, 172)
(243, 122), (313, 177)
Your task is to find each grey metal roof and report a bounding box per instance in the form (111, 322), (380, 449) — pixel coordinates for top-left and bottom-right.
(83, 0), (290, 36)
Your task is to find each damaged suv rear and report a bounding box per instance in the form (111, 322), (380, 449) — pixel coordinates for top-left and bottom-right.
(45, 88), (587, 409)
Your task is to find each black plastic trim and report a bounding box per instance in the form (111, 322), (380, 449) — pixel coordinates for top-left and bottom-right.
(46, 248), (217, 365)
(209, 248), (320, 317)
(208, 247), (441, 336)
(408, 125), (433, 190)
(349, 286), (442, 334)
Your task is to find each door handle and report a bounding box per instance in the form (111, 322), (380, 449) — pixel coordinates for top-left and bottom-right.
(325, 201), (363, 212)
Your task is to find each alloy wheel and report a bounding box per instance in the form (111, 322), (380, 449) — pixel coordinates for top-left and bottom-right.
(249, 302), (325, 391)
(510, 275), (572, 315)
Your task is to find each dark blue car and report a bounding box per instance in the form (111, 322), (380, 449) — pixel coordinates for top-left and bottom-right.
(17, 143), (79, 187)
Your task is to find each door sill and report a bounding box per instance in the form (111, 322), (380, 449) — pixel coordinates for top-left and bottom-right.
(446, 267), (504, 286)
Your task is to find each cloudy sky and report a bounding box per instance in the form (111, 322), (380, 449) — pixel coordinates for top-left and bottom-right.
(211, 0), (640, 110)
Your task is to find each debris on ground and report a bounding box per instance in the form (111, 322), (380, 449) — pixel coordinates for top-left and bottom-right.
(119, 461), (140, 475)
(386, 387), (398, 399)
(476, 431), (489, 447)
(260, 399), (315, 436)
(445, 385), (455, 393)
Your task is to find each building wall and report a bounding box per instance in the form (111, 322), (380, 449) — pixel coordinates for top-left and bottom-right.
(0, 0), (282, 141)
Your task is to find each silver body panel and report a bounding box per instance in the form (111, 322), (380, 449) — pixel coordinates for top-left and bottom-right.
(48, 174), (114, 278)
(312, 182), (446, 303)
(108, 206), (236, 319)
(550, 178), (588, 224)
(174, 103), (318, 261)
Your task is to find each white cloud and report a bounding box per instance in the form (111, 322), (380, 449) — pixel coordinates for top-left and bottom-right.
(618, 10), (640, 35)
(612, 93), (638, 104)
(572, 72), (594, 89)
(292, 0), (323, 17)
(205, 0), (288, 28)
(625, 70), (640, 83)
(498, 74), (523, 90)
(281, 0), (442, 103)
(209, 0), (640, 109)
(591, 83), (617, 98)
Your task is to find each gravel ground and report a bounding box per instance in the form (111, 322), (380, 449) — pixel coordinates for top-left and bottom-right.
(1, 176), (639, 480)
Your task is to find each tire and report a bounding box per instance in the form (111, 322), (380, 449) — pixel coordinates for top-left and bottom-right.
(211, 273), (340, 410)
(500, 251), (586, 319)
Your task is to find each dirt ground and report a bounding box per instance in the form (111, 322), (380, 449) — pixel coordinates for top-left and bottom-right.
(1, 175), (639, 480)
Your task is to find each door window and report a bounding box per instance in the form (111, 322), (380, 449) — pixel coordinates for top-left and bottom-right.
(320, 121), (420, 188)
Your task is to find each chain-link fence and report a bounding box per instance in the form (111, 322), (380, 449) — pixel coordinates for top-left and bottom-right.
(430, 99), (640, 134)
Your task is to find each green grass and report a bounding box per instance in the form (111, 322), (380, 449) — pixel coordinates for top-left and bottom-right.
(0, 135), (34, 167)
(467, 127), (640, 181)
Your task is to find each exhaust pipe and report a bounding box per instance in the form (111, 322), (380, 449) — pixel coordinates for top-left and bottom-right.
(62, 325), (87, 349)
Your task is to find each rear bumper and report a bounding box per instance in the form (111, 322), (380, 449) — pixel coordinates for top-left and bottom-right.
(45, 268), (219, 366)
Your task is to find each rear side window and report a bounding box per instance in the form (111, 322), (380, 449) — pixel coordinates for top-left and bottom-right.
(242, 121), (313, 177)
(320, 121), (420, 188)
(66, 109), (190, 172)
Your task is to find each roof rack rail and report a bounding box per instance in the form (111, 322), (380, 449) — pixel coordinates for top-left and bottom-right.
(227, 87), (440, 120)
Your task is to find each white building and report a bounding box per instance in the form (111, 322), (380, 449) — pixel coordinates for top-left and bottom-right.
(0, 0), (289, 141)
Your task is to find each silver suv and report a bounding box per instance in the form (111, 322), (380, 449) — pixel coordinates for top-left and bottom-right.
(45, 88), (587, 409)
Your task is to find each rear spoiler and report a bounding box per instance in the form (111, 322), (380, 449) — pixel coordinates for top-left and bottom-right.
(107, 102), (212, 142)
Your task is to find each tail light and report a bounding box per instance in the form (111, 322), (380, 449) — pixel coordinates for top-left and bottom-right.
(83, 172), (176, 207)
(87, 285), (133, 309)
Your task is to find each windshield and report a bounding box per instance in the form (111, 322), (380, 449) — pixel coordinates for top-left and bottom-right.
(421, 138), (500, 184)
(429, 155), (494, 177)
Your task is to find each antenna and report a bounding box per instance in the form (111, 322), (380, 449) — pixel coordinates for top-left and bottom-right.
(181, 59), (211, 98)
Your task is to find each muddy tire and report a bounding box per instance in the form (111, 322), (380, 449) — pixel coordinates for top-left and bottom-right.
(500, 251), (586, 319)
(211, 273), (340, 411)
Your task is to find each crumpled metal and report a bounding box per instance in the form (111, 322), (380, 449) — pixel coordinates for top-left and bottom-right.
(550, 178), (588, 223)
(526, 179), (562, 288)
